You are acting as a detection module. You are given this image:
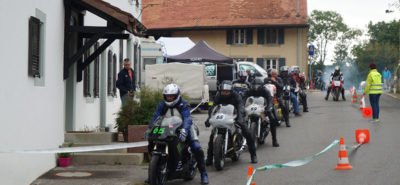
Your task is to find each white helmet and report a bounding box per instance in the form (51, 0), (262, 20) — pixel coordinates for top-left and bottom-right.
(163, 84), (181, 107)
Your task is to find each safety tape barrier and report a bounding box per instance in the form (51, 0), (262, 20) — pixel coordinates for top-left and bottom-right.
(190, 100), (206, 114)
(246, 140), (339, 185)
(0, 141), (148, 154)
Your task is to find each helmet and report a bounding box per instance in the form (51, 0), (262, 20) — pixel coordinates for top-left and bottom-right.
(280, 66), (289, 76)
(238, 70), (248, 81)
(218, 80), (233, 98)
(251, 78), (264, 92)
(163, 84), (181, 107)
(291, 66), (300, 75)
(335, 66), (340, 71)
(267, 68), (272, 76)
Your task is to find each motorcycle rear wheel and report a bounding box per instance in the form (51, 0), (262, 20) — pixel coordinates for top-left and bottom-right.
(149, 155), (167, 185)
(214, 134), (225, 171)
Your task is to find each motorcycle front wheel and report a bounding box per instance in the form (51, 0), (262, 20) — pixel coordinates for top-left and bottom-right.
(214, 134), (225, 171)
(149, 155), (167, 185)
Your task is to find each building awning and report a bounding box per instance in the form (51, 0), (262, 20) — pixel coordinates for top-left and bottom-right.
(79, 0), (147, 36)
(63, 0), (148, 80)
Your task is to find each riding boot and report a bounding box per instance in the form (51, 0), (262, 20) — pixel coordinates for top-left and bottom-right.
(194, 148), (209, 184)
(284, 113), (291, 127)
(325, 87), (331, 100)
(341, 88), (346, 101)
(301, 95), (309, 112)
(205, 135), (213, 166)
(270, 122), (279, 147)
(241, 126), (257, 163)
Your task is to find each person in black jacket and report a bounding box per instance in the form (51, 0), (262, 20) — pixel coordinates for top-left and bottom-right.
(116, 58), (136, 105)
(248, 78), (280, 147)
(205, 80), (257, 164)
(279, 66), (301, 116)
(232, 70), (251, 100)
(265, 69), (290, 127)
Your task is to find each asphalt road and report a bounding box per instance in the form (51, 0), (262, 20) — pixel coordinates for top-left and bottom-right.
(170, 91), (400, 185)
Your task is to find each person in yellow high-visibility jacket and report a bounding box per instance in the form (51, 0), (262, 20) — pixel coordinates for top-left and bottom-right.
(363, 62), (382, 122)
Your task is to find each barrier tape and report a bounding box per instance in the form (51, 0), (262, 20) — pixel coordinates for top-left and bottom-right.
(0, 141), (148, 154)
(246, 140), (339, 185)
(190, 100), (206, 114)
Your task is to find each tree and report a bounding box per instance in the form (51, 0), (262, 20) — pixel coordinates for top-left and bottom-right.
(332, 28), (362, 66)
(309, 10), (347, 65)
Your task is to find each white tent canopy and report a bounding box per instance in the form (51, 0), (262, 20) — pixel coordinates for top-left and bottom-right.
(156, 37), (195, 57)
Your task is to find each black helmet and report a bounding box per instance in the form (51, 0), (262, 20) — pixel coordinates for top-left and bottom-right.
(219, 80), (233, 98)
(251, 78), (264, 91)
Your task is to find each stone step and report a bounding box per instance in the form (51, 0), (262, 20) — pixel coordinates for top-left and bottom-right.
(61, 143), (128, 153)
(71, 153), (144, 165)
(64, 132), (117, 144)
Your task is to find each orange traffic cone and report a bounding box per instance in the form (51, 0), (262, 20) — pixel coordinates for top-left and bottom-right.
(335, 137), (353, 170)
(359, 95), (365, 111)
(355, 129), (370, 144)
(247, 166), (256, 185)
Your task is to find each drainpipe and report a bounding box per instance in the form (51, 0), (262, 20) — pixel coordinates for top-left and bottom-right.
(297, 28), (299, 67)
(100, 45), (107, 127)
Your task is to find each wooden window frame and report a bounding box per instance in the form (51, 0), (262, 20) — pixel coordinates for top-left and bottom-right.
(264, 28), (279, 44)
(233, 29), (247, 45)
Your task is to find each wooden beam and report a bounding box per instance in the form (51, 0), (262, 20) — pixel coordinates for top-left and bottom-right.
(65, 31), (105, 71)
(63, 0), (72, 79)
(79, 33), (129, 39)
(70, 26), (122, 33)
(77, 38), (116, 82)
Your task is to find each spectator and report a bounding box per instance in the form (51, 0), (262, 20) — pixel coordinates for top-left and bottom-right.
(363, 62), (382, 123)
(382, 66), (391, 91)
(116, 58), (136, 105)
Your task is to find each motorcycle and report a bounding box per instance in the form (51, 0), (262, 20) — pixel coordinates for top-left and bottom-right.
(209, 104), (245, 171)
(147, 115), (197, 185)
(331, 76), (343, 101)
(245, 96), (269, 148)
(265, 83), (284, 126)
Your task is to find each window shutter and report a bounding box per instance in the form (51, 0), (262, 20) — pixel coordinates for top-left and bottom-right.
(119, 40), (123, 71)
(246, 29), (253, 44)
(107, 51), (112, 96)
(278, 28), (284, 44)
(113, 54), (117, 97)
(279, 58), (286, 70)
(83, 47), (91, 97)
(247, 58), (253, 62)
(257, 29), (264, 45)
(256, 58), (264, 69)
(93, 42), (99, 98)
(28, 16), (41, 78)
(226, 29), (233, 45)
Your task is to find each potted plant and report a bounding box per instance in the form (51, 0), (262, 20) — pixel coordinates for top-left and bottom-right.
(57, 143), (73, 167)
(115, 87), (163, 152)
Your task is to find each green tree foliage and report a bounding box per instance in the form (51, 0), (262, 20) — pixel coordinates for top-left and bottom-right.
(352, 20), (399, 78)
(332, 29), (362, 66)
(309, 10), (348, 66)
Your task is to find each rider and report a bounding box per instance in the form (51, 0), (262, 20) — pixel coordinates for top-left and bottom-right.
(279, 66), (301, 116)
(265, 69), (291, 127)
(291, 67), (309, 112)
(246, 69), (256, 83)
(148, 84), (209, 184)
(205, 80), (258, 164)
(232, 70), (251, 99)
(325, 66), (345, 101)
(249, 78), (280, 147)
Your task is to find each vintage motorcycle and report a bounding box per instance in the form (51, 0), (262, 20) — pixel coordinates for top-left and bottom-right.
(209, 104), (245, 171)
(147, 114), (197, 185)
(245, 96), (269, 148)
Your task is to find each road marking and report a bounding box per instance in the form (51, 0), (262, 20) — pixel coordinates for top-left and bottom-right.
(385, 93), (399, 99)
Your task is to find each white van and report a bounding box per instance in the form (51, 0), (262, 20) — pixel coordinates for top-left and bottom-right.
(205, 61), (268, 97)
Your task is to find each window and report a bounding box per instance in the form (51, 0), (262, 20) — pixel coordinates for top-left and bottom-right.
(113, 54), (117, 97)
(28, 16), (41, 78)
(233, 29), (246, 44)
(257, 28), (284, 45)
(107, 50), (113, 96)
(256, 58), (278, 70)
(143, 58), (156, 70)
(205, 64), (216, 76)
(227, 29), (252, 45)
(265, 29), (278, 44)
(239, 64), (257, 74)
(83, 46), (91, 97)
(93, 42), (100, 98)
(233, 58), (253, 62)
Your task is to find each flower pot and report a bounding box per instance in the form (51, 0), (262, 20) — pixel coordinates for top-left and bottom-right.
(58, 157), (71, 167)
(127, 125), (148, 153)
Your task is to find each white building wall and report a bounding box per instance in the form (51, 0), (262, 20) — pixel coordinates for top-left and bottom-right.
(0, 0), (144, 184)
(0, 0), (65, 184)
